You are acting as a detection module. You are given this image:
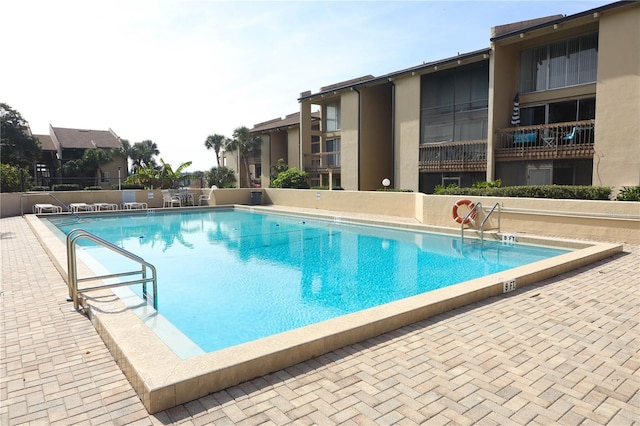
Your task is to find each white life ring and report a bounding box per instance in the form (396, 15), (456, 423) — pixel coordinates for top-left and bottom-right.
(452, 199), (476, 225)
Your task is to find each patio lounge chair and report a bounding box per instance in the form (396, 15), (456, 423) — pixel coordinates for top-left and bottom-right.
(92, 202), (118, 211)
(120, 202), (148, 210)
(199, 185), (217, 206)
(70, 203), (94, 212)
(33, 204), (62, 214)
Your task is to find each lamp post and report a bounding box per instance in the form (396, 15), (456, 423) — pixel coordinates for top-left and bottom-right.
(118, 166), (122, 191)
(382, 178), (390, 191)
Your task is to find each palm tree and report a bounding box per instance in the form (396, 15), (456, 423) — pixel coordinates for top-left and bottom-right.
(157, 158), (194, 189)
(226, 126), (262, 188)
(114, 138), (133, 174)
(130, 140), (159, 174)
(81, 148), (113, 186)
(204, 134), (228, 167)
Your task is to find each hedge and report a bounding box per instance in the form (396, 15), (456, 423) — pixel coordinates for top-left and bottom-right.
(437, 185), (611, 200)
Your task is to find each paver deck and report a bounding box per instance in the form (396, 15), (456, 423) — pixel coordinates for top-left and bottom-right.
(1, 215), (638, 425)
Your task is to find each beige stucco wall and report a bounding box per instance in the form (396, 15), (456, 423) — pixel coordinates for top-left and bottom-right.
(286, 128), (301, 170)
(488, 42), (519, 182)
(263, 189), (418, 220)
(359, 84), (393, 191)
(3, 189), (638, 243)
(340, 91), (360, 190)
(299, 102), (313, 170)
(594, 5), (640, 189)
(393, 75), (420, 192)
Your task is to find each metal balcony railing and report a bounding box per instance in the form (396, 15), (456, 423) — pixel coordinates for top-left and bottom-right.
(496, 119), (595, 161)
(419, 140), (487, 172)
(304, 151), (341, 172)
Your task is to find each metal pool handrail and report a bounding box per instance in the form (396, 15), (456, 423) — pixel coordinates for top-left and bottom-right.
(66, 228), (158, 311)
(480, 202), (501, 242)
(460, 202), (481, 243)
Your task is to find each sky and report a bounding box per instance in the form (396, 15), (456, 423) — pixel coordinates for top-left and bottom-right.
(3, 0), (613, 172)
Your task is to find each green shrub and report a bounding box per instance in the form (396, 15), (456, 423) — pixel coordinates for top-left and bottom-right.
(30, 186), (50, 192)
(616, 186), (640, 201)
(437, 185), (611, 200)
(472, 179), (501, 189)
(272, 168), (310, 189)
(52, 184), (80, 191)
(84, 186), (103, 191)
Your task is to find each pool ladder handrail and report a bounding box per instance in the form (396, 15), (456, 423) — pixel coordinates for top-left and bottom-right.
(66, 229), (158, 311)
(20, 191), (78, 217)
(460, 202), (501, 243)
(480, 202), (501, 242)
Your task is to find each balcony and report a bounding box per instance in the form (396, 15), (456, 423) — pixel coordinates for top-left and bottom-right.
(419, 140), (487, 172)
(304, 151), (341, 173)
(495, 120), (594, 161)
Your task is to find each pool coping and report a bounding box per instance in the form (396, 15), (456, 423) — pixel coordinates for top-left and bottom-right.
(25, 207), (623, 414)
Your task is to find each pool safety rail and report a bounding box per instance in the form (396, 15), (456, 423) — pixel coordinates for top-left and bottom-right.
(20, 192), (76, 217)
(66, 229), (158, 311)
(461, 202), (501, 243)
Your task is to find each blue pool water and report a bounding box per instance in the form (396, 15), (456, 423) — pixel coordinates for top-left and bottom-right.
(47, 209), (569, 353)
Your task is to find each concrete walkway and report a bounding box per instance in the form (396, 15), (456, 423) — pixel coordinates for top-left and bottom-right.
(1, 215), (638, 425)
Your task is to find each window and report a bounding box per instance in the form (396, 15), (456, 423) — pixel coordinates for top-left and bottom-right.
(325, 138), (341, 167)
(325, 102), (341, 132)
(311, 135), (320, 167)
(521, 97), (595, 125)
(519, 33), (598, 93)
(442, 177), (460, 187)
(420, 61), (489, 144)
(101, 171), (110, 183)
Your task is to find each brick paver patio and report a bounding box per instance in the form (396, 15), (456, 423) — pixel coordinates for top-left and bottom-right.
(1, 215), (638, 425)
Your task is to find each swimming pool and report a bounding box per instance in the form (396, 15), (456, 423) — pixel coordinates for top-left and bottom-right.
(31, 206), (621, 413)
(47, 208), (568, 355)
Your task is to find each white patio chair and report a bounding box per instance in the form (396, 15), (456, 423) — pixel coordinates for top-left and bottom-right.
(162, 190), (181, 208)
(199, 185), (217, 206)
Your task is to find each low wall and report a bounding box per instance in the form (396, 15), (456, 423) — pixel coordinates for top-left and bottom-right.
(2, 188), (638, 243)
(262, 189), (640, 244)
(0, 188), (256, 217)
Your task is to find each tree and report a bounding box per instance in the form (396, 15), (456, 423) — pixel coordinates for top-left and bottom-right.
(157, 158), (194, 189)
(1, 163), (32, 192)
(225, 126), (262, 188)
(204, 134), (228, 167)
(81, 148), (113, 186)
(127, 158), (193, 189)
(205, 166), (236, 188)
(115, 138), (133, 173)
(0, 103), (41, 167)
(130, 140), (159, 173)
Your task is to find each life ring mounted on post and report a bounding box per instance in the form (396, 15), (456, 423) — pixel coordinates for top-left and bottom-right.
(452, 199), (476, 225)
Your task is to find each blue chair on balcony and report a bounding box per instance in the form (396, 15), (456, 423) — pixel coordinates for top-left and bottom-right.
(563, 127), (577, 142)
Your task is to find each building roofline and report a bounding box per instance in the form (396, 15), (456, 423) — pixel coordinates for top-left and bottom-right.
(490, 1), (633, 42)
(298, 47), (491, 102)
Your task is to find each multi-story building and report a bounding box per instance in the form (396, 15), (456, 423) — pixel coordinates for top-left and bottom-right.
(253, 1), (638, 193)
(34, 125), (127, 189)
